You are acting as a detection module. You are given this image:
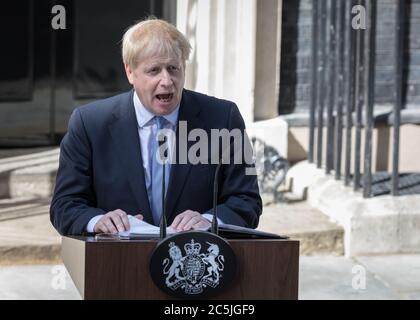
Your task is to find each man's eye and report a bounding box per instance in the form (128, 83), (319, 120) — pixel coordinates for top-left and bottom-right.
(148, 68), (159, 74)
(169, 66), (179, 72)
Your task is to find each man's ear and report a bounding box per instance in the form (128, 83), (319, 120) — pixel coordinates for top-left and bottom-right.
(124, 63), (134, 85)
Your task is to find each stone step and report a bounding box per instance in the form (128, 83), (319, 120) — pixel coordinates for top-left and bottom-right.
(0, 197), (51, 222)
(285, 161), (420, 256)
(0, 199), (61, 265)
(0, 149), (59, 199)
(0, 147), (55, 160)
(257, 201), (344, 255)
(261, 191), (305, 207)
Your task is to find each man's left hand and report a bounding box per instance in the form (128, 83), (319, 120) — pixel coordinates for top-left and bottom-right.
(171, 210), (211, 232)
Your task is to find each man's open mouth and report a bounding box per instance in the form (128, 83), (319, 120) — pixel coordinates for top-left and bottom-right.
(156, 93), (173, 102)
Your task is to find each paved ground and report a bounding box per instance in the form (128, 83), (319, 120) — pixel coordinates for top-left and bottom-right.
(1, 254), (419, 299)
(300, 255), (420, 299)
(0, 265), (79, 300)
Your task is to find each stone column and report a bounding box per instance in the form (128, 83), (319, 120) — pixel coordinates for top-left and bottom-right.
(254, 0), (283, 120)
(177, 0), (257, 124)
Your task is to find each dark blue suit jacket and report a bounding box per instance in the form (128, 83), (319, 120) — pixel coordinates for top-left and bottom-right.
(50, 89), (262, 235)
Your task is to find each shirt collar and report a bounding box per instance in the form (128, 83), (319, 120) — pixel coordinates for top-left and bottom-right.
(133, 91), (179, 128)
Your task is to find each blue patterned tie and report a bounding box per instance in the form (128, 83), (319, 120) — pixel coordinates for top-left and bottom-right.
(150, 116), (169, 225)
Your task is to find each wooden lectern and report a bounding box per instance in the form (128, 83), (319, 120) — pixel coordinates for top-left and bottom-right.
(62, 236), (299, 300)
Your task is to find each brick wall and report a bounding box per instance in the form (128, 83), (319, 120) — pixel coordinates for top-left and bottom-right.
(279, 0), (420, 115)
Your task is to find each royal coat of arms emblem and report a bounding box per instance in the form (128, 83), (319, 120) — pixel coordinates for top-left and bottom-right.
(163, 239), (225, 294)
(149, 231), (237, 298)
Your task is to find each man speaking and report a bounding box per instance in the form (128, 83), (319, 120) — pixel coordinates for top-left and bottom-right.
(50, 18), (262, 236)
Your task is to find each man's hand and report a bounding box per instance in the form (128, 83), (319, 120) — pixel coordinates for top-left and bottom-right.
(94, 209), (143, 233)
(171, 210), (211, 232)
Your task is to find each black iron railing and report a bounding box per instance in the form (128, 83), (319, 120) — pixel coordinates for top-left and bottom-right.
(308, 0), (406, 198)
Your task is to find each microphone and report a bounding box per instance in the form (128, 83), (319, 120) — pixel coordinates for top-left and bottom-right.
(210, 136), (245, 234)
(159, 132), (168, 239)
(211, 140), (233, 235)
(159, 161), (167, 238)
(211, 162), (222, 235)
(210, 138), (240, 234)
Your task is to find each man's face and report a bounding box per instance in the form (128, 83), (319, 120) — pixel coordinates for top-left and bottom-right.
(125, 54), (185, 115)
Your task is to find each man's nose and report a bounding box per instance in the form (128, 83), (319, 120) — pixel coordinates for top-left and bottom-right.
(159, 70), (173, 87)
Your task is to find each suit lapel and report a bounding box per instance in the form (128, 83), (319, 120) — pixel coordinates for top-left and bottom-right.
(165, 90), (204, 221)
(108, 91), (153, 223)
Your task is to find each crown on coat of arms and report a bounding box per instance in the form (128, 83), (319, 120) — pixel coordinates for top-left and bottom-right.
(184, 239), (201, 255)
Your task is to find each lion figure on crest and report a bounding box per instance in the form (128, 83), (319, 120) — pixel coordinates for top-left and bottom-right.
(163, 243), (185, 286)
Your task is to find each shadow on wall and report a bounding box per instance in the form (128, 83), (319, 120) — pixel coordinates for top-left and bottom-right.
(287, 130), (308, 164)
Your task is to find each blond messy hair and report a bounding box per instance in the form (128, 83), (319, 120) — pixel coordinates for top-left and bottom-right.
(122, 18), (191, 69)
